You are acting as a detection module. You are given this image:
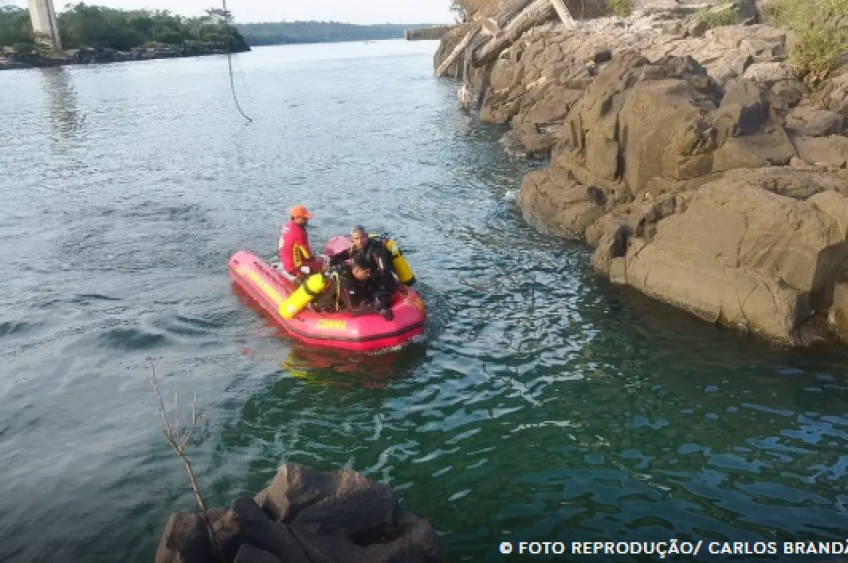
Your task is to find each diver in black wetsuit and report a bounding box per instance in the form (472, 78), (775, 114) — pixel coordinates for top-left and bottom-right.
(312, 255), (394, 320)
(329, 225), (398, 298)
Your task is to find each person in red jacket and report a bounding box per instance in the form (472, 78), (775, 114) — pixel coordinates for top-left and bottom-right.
(278, 204), (321, 283)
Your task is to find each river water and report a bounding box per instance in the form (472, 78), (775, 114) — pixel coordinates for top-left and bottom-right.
(1, 39), (848, 563)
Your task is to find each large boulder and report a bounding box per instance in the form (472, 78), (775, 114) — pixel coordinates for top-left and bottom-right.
(813, 69), (848, 117)
(500, 123), (560, 158)
(155, 464), (445, 563)
(155, 512), (218, 563)
(785, 106), (847, 137)
(790, 135), (848, 168)
(517, 167), (609, 239)
(592, 172), (848, 344)
(258, 464), (397, 538)
(551, 54), (807, 197)
(617, 60), (723, 192)
(716, 166), (848, 199)
(213, 498), (312, 563)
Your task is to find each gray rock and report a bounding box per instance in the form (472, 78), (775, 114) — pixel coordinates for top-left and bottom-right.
(517, 168), (608, 239)
(742, 61), (794, 84)
(714, 79), (771, 138)
(500, 125), (554, 158)
(233, 545), (281, 563)
(785, 106), (846, 137)
(817, 71), (848, 117)
(828, 282), (848, 343)
(155, 512), (215, 563)
(790, 135), (848, 168)
(260, 464), (398, 539)
(156, 464), (446, 563)
(214, 497), (311, 563)
(769, 79), (807, 111)
(605, 174), (848, 342)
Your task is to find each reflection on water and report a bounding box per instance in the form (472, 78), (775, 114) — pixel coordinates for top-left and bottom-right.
(282, 344), (428, 389)
(231, 278), (429, 387)
(38, 68), (85, 141)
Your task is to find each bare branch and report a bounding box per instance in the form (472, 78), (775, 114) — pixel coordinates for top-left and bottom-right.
(174, 387), (180, 441)
(150, 364), (173, 438)
(178, 392), (199, 454)
(149, 360), (225, 563)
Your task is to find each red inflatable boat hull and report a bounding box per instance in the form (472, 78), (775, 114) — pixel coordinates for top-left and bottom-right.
(228, 241), (426, 352)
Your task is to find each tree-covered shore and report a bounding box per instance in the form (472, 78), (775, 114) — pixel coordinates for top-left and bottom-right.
(1, 3), (449, 53)
(0, 2), (249, 68)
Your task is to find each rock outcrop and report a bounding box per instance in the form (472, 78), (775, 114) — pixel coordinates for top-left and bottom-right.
(436, 0), (848, 346)
(155, 464), (446, 563)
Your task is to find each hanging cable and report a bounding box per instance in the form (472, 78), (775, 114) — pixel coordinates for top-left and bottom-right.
(222, 0), (252, 122)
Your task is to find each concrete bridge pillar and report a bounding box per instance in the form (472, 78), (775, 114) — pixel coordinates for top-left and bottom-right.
(27, 0), (63, 55)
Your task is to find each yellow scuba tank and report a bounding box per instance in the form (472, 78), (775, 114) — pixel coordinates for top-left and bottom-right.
(279, 273), (327, 319)
(374, 232), (416, 286)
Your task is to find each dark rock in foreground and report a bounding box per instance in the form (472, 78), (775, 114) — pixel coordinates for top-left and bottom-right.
(155, 464), (446, 563)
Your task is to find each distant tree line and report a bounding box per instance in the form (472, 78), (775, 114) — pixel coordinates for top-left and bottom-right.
(0, 3), (249, 52)
(233, 22), (440, 46)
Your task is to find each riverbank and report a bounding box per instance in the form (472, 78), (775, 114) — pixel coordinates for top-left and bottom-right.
(0, 4), (251, 72)
(436, 0), (848, 347)
(0, 41), (250, 71)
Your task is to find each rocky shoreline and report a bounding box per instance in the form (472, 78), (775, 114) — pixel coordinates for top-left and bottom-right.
(436, 0), (848, 347)
(0, 41), (250, 71)
(156, 463), (445, 563)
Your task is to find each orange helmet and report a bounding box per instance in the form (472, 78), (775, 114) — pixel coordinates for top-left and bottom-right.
(289, 205), (313, 219)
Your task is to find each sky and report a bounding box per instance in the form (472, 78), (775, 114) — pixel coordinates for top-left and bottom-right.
(9, 0), (457, 24)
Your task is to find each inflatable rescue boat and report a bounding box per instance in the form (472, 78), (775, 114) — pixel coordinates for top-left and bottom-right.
(228, 235), (426, 352)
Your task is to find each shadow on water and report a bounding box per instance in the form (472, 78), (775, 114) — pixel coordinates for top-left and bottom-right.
(229, 278), (435, 386)
(282, 342), (428, 388)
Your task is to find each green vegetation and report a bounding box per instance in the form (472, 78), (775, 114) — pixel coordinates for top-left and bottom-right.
(449, 0), (474, 21)
(696, 4), (739, 29)
(0, 5), (32, 46)
(606, 0), (634, 18)
(233, 22), (439, 46)
(766, 0), (848, 86)
(0, 3), (248, 52)
(449, 0), (486, 20)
